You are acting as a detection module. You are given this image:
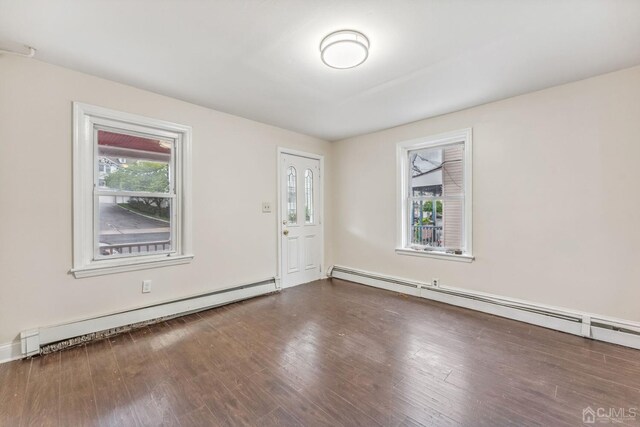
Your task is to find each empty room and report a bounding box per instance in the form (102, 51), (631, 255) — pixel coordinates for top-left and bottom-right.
(1, 1), (639, 426)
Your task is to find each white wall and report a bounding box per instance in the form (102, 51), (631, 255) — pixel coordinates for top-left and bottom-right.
(331, 66), (640, 322)
(1, 54), (638, 350)
(0, 56), (332, 346)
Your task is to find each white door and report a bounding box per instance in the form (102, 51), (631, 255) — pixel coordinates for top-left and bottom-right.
(280, 152), (322, 288)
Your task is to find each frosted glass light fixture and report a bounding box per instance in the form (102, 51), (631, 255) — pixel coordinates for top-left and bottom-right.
(320, 30), (369, 69)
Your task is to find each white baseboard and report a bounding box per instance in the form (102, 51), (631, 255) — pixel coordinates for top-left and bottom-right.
(0, 341), (22, 364)
(6, 277), (278, 363)
(330, 265), (640, 351)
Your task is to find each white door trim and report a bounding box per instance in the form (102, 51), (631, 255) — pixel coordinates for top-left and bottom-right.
(276, 147), (325, 288)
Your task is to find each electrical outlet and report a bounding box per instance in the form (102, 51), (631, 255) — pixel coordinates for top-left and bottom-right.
(432, 278), (439, 287)
(262, 201), (272, 213)
(142, 280), (152, 293)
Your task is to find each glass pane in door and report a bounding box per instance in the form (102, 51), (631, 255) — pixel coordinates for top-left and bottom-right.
(287, 166), (297, 223)
(304, 169), (314, 223)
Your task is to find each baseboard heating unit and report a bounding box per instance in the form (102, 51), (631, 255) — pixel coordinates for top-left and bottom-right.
(329, 265), (640, 351)
(19, 277), (279, 358)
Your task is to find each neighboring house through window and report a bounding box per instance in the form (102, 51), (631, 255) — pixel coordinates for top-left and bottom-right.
(396, 128), (473, 262)
(72, 103), (193, 277)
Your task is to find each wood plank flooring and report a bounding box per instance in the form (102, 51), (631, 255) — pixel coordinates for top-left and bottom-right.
(1, 278), (639, 426)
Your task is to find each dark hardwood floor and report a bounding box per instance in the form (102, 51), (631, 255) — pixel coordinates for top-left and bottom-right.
(1, 278), (639, 426)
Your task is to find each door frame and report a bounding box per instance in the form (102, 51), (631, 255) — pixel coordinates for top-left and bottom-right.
(276, 147), (325, 288)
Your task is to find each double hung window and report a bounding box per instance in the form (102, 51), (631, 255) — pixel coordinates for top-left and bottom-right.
(397, 129), (473, 262)
(72, 103), (193, 277)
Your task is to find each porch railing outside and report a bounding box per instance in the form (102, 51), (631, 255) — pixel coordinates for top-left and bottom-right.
(412, 225), (443, 247)
(100, 240), (171, 256)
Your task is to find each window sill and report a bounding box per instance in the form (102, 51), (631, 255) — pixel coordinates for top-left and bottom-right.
(70, 254), (194, 278)
(395, 248), (474, 263)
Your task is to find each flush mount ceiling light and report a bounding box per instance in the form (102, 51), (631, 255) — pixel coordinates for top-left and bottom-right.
(320, 30), (369, 69)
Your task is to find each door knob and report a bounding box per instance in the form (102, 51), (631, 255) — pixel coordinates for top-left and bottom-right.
(283, 229), (289, 236)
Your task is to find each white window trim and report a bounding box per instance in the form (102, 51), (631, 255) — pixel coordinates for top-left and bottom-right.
(396, 128), (474, 262)
(71, 103), (193, 278)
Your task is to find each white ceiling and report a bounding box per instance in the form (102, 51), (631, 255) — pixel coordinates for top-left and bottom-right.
(1, 0), (639, 141)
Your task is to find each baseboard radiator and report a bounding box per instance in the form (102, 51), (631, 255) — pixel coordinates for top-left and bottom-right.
(329, 265), (640, 351)
(20, 277), (279, 358)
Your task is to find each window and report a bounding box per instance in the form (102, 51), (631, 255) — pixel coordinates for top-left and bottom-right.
(287, 166), (297, 223)
(72, 103), (193, 278)
(397, 129), (473, 262)
(304, 169), (314, 223)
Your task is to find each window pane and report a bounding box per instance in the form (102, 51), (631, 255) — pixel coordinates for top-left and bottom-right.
(442, 144), (464, 197)
(443, 197), (464, 250)
(304, 169), (314, 223)
(410, 199), (443, 248)
(410, 147), (443, 197)
(287, 166), (297, 223)
(98, 196), (172, 257)
(98, 130), (172, 193)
